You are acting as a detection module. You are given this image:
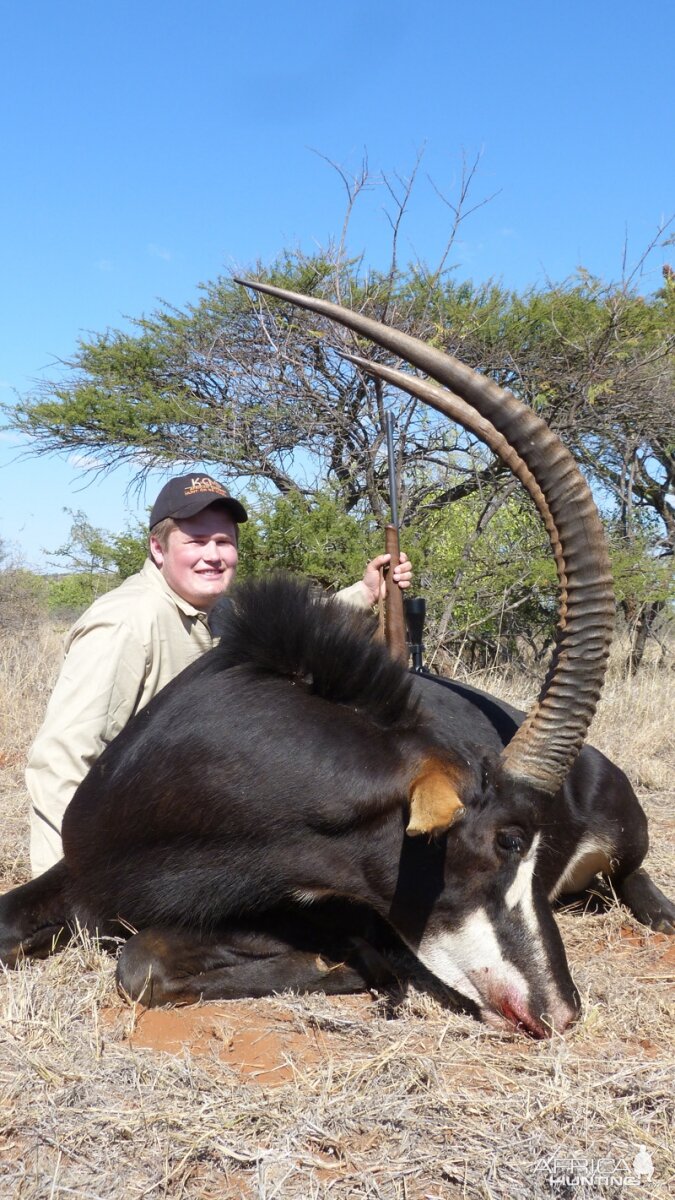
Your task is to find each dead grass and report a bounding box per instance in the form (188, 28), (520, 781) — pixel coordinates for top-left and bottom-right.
(0, 621), (673, 1198)
(0, 620), (64, 759)
(467, 654), (675, 793)
(0, 622), (63, 885)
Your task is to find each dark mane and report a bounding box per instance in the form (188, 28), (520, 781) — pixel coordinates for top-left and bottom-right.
(213, 573), (416, 728)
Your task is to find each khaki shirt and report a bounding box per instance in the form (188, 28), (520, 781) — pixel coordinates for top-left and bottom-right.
(27, 562), (372, 876)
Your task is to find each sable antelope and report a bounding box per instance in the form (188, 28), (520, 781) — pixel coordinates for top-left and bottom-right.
(0, 285), (672, 1039)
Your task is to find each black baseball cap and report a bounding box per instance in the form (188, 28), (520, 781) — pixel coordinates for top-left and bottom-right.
(149, 474), (248, 528)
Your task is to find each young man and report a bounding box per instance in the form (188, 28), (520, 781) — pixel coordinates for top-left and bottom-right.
(27, 474), (412, 876)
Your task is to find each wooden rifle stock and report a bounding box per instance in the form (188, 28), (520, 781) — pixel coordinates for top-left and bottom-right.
(384, 523), (408, 664)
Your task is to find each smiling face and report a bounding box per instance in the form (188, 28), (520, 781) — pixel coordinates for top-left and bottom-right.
(150, 506), (239, 611)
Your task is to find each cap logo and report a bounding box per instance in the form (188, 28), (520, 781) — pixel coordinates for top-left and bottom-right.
(184, 477), (228, 498)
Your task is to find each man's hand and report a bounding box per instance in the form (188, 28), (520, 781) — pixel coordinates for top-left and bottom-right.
(361, 551), (413, 606)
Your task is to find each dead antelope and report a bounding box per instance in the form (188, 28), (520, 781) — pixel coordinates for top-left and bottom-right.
(0, 284), (671, 1039)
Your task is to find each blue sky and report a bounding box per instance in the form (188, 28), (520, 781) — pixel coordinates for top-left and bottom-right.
(1, 0), (673, 570)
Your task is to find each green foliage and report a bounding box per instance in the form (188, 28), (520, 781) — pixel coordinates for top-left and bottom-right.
(44, 510), (148, 615)
(236, 490), (380, 591)
(408, 489), (557, 663)
(48, 508), (148, 583)
(109, 523), (148, 580)
(48, 509), (119, 577)
(46, 572), (116, 617)
(0, 566), (49, 629)
(608, 534), (673, 608)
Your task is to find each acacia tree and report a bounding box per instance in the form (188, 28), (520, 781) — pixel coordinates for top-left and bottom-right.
(5, 157), (506, 523)
(3, 161), (673, 665)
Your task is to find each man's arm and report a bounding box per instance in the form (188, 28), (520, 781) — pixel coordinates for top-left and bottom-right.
(335, 551), (413, 609)
(27, 619), (147, 877)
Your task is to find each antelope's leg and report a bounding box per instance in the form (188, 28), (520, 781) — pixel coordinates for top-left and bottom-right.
(116, 924), (400, 1007)
(0, 861), (73, 966)
(614, 868), (675, 933)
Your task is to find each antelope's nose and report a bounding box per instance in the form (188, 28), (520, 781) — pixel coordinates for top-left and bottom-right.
(541, 991), (580, 1036)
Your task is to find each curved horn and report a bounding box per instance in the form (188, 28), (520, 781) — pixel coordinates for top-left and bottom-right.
(343, 353), (565, 589)
(235, 279), (615, 794)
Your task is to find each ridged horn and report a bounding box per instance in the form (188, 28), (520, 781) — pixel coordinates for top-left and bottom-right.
(343, 353), (565, 595)
(235, 280), (615, 794)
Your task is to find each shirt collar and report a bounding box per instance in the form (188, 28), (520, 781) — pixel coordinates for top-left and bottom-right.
(140, 557), (209, 620)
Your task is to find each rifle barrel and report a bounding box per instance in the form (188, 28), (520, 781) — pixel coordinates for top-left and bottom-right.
(383, 412), (407, 663)
(385, 412), (399, 531)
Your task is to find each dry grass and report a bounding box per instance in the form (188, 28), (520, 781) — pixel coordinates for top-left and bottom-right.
(465, 650), (675, 793)
(1, 622), (673, 1199)
(0, 622), (64, 885)
(0, 621), (64, 758)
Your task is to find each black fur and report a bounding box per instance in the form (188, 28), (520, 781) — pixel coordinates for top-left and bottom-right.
(214, 574), (417, 727)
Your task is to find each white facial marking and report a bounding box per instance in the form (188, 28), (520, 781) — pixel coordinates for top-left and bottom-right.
(548, 834), (614, 900)
(505, 832), (539, 909)
(416, 907), (531, 1010)
(505, 832), (541, 937)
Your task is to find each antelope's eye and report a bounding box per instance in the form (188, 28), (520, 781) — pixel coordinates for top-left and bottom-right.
(496, 829), (528, 856)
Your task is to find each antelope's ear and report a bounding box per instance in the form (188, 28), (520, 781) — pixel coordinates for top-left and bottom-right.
(407, 762), (466, 837)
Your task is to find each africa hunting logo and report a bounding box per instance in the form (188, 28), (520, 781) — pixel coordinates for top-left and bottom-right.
(632, 1147), (655, 1181)
(536, 1145), (655, 1189)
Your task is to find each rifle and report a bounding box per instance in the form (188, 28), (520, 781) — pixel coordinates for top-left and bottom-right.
(384, 411), (426, 671)
(383, 413), (409, 664)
